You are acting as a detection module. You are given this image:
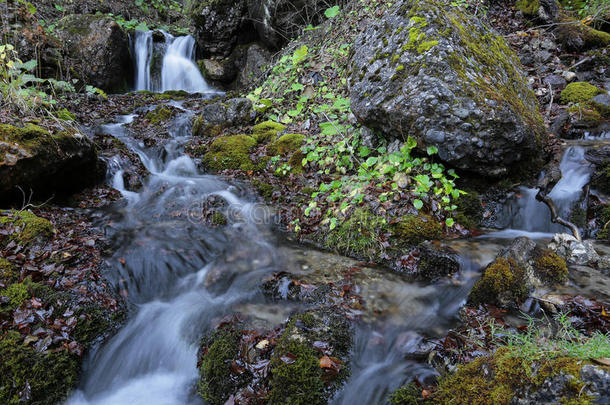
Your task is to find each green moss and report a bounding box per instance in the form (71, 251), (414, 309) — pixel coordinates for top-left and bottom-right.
(72, 304), (111, 347)
(145, 106), (173, 125)
(515, 0), (539, 15)
(325, 208), (387, 260)
(433, 348), (593, 405)
(388, 382), (424, 404)
(591, 162), (610, 195)
(252, 180), (276, 201)
(596, 205), (610, 240)
(198, 326), (242, 405)
(455, 190), (483, 229)
(267, 133), (305, 156)
(252, 120), (286, 144)
(210, 211), (228, 226)
(417, 40), (438, 53)
(560, 82), (604, 104)
(202, 134), (257, 171)
(0, 210), (54, 247)
(288, 151), (305, 174)
(0, 258), (16, 284)
(268, 339), (324, 405)
(0, 282), (30, 311)
(533, 249), (568, 283)
(392, 214), (442, 245)
(155, 90), (190, 100)
(54, 108), (76, 121)
(468, 257), (528, 307)
(0, 330), (79, 405)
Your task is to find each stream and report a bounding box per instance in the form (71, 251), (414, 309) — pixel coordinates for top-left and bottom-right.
(64, 32), (607, 405)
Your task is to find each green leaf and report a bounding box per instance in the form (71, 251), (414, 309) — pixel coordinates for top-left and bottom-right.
(445, 218), (455, 227)
(135, 22), (149, 31)
(427, 145), (438, 155)
(406, 136), (417, 150)
(413, 199), (423, 210)
(324, 5), (340, 18)
(292, 45), (308, 64)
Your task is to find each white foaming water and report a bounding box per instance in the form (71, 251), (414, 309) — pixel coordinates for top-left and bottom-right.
(132, 31), (209, 93)
(133, 31), (153, 92)
(488, 146), (592, 238)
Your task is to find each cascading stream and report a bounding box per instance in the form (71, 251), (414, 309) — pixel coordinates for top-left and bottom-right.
(64, 102), (483, 405)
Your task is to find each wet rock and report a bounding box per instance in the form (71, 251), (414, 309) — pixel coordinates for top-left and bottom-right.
(236, 43), (272, 88)
(57, 14), (132, 92)
(0, 124), (98, 202)
(543, 74), (566, 90)
(406, 241), (460, 282)
(197, 308), (352, 404)
(592, 93), (610, 116)
(469, 237), (568, 308)
(192, 98), (254, 137)
(349, 0), (545, 177)
(249, 0), (340, 49)
(547, 233), (601, 266)
(190, 0), (249, 57)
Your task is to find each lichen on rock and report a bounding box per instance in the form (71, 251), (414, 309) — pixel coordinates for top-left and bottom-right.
(350, 0), (545, 177)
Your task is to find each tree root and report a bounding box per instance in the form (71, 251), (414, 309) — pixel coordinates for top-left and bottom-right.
(535, 191), (582, 241)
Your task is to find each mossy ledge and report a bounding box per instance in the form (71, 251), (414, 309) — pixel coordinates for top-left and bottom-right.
(0, 210), (54, 247)
(202, 134), (257, 171)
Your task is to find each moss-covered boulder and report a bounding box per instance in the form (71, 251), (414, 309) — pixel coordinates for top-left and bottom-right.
(267, 133), (305, 156)
(350, 0), (545, 177)
(0, 210), (54, 247)
(515, 0), (559, 24)
(392, 214), (442, 245)
(144, 106), (174, 126)
(560, 82), (604, 104)
(0, 124), (98, 202)
(433, 347), (607, 404)
(197, 309), (352, 404)
(57, 14), (132, 92)
(469, 236), (568, 307)
(556, 15), (610, 51)
(202, 134), (257, 171)
(0, 331), (80, 405)
(252, 120), (286, 144)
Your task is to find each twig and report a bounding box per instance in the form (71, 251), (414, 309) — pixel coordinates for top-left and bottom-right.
(535, 190), (581, 241)
(546, 82), (553, 121)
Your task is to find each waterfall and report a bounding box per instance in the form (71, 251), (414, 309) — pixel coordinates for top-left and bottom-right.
(488, 146), (592, 238)
(132, 31), (209, 93)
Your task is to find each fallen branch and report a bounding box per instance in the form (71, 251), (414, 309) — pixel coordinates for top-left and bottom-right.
(535, 190), (581, 241)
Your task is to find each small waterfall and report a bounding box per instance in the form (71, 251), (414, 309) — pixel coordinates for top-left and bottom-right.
(132, 31), (209, 93)
(489, 146), (592, 238)
(133, 31), (153, 92)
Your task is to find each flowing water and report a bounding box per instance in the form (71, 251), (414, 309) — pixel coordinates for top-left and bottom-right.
(65, 33), (605, 405)
(132, 31), (209, 93)
(486, 145), (593, 239)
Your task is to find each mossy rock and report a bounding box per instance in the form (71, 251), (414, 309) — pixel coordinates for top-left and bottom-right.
(596, 205), (610, 240)
(388, 382), (425, 404)
(433, 347), (593, 405)
(455, 190), (483, 229)
(0, 210), (54, 247)
(197, 325), (244, 405)
(560, 82), (604, 104)
(392, 214), (443, 245)
(324, 208), (387, 260)
(533, 248), (568, 283)
(0, 258), (17, 285)
(210, 211), (228, 226)
(468, 257), (528, 307)
(54, 108), (76, 121)
(71, 304), (112, 348)
(267, 133), (305, 156)
(268, 311), (351, 405)
(252, 120), (286, 144)
(515, 0), (539, 15)
(251, 180), (276, 201)
(0, 281), (31, 311)
(0, 330), (80, 405)
(557, 15), (610, 51)
(591, 162), (610, 195)
(144, 106), (174, 126)
(202, 134), (257, 171)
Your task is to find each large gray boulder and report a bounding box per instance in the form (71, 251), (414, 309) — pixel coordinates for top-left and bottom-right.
(349, 0), (546, 177)
(57, 14), (132, 92)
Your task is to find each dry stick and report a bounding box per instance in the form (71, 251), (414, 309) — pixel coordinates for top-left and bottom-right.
(535, 190), (582, 241)
(546, 82), (553, 121)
